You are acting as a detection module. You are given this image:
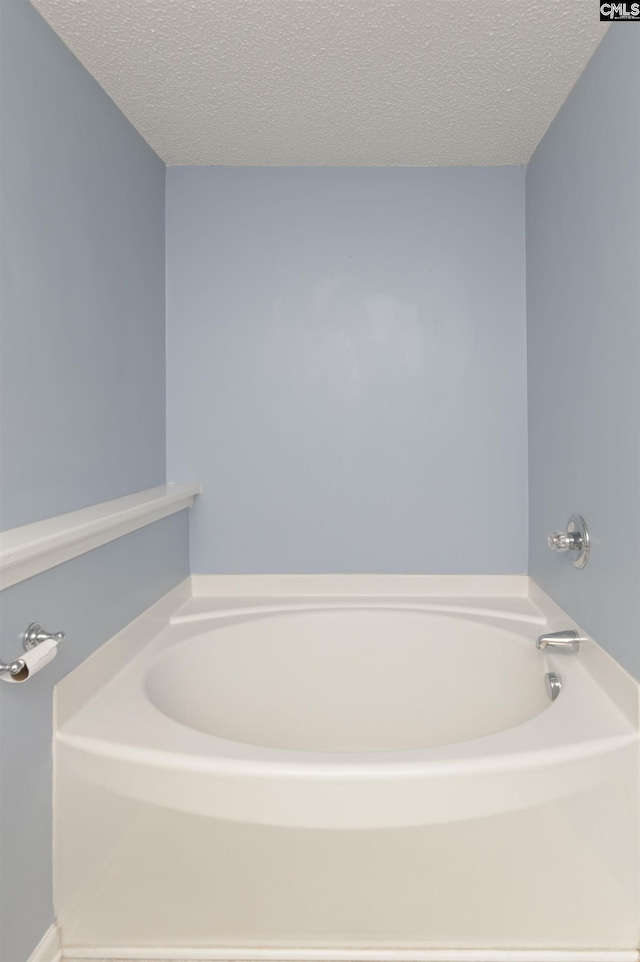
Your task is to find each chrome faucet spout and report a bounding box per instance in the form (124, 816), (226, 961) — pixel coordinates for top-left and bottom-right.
(536, 630), (581, 652)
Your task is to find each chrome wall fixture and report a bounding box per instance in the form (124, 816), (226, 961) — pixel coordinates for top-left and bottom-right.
(0, 622), (65, 678)
(547, 514), (590, 568)
(23, 622), (65, 650)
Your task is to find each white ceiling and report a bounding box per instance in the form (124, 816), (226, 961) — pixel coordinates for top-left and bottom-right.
(30, 0), (608, 167)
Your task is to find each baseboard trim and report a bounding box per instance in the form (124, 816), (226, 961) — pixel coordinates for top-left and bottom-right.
(63, 947), (640, 962)
(28, 924), (62, 962)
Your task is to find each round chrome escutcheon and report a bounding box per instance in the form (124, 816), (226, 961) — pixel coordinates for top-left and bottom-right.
(567, 513), (590, 569)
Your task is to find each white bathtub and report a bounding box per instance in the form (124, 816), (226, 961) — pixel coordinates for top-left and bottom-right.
(55, 580), (640, 956)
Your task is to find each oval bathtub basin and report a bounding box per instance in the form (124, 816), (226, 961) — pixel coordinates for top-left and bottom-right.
(146, 609), (548, 752)
(56, 603), (638, 829)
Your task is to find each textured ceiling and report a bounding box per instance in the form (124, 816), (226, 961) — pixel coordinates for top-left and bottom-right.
(30, 0), (608, 166)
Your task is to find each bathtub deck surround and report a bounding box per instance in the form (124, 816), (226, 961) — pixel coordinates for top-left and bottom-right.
(57, 947), (640, 962)
(54, 575), (639, 957)
(58, 948), (640, 962)
(189, 574), (531, 597)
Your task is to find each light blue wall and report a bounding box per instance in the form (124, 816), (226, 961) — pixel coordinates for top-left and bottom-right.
(527, 26), (640, 679)
(0, 0), (166, 530)
(167, 166), (528, 574)
(0, 4), (189, 960)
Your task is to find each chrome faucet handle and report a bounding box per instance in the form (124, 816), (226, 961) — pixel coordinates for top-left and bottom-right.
(548, 530), (582, 552)
(23, 623), (65, 651)
(546, 514), (590, 569)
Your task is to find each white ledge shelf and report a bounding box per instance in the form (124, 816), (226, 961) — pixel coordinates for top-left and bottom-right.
(0, 483), (201, 590)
